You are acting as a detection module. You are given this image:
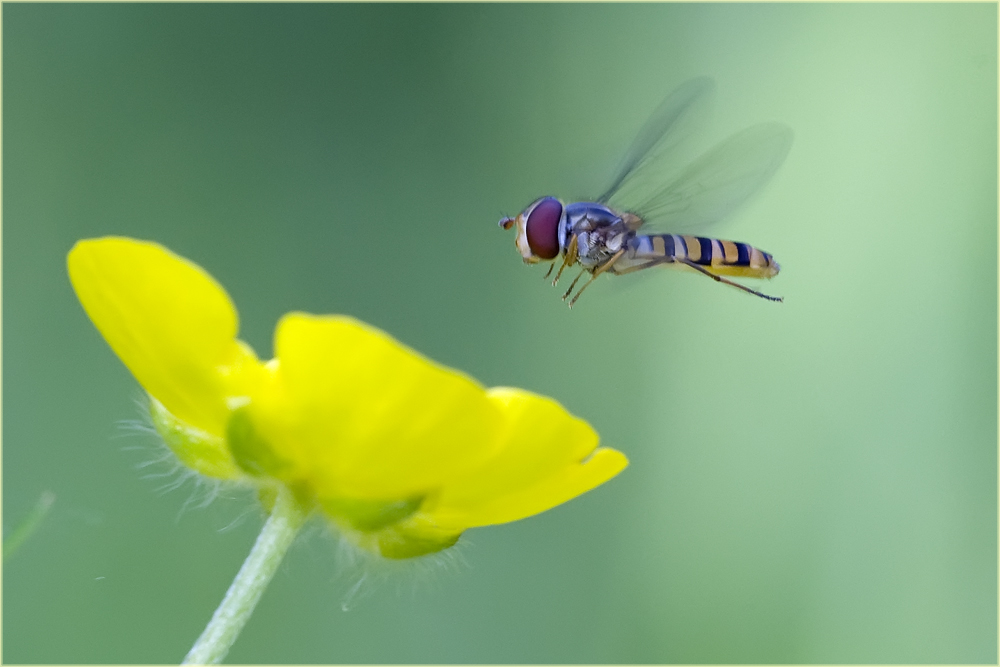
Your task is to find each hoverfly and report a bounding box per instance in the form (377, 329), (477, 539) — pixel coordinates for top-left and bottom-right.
(499, 77), (792, 306)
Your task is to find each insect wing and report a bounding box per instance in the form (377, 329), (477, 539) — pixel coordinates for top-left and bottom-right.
(607, 121), (793, 232)
(597, 76), (715, 205)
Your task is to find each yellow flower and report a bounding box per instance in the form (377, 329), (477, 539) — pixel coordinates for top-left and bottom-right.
(68, 237), (627, 559)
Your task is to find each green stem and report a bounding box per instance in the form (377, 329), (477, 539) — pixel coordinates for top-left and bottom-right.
(182, 486), (308, 665)
(3, 491), (56, 561)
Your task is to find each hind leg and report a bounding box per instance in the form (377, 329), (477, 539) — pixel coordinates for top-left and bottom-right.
(677, 258), (783, 302)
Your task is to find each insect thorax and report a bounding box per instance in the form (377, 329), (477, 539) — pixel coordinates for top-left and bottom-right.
(563, 202), (635, 269)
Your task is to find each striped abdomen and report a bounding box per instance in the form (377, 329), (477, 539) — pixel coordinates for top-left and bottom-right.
(618, 234), (779, 278)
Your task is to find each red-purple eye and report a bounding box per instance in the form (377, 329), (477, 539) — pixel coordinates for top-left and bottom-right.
(525, 197), (562, 260)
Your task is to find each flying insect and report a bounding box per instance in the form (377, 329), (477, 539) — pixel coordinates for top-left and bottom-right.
(499, 77), (792, 306)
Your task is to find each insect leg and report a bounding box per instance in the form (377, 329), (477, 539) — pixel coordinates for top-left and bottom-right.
(560, 269), (587, 300)
(551, 235), (579, 286)
(543, 264), (555, 279)
(567, 249), (626, 307)
(677, 258), (783, 302)
(610, 259), (668, 276)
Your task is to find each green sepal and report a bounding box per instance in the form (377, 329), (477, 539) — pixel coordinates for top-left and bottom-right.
(321, 495), (423, 532)
(377, 524), (461, 559)
(336, 515), (462, 559)
(226, 406), (292, 478)
(257, 485), (278, 513)
(150, 397), (242, 479)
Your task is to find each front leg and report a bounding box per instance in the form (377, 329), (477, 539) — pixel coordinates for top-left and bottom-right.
(565, 248), (626, 307)
(551, 234), (579, 286)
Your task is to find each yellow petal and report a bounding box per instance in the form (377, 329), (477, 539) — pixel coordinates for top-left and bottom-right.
(426, 387), (628, 528)
(249, 313), (504, 499)
(68, 237), (254, 436)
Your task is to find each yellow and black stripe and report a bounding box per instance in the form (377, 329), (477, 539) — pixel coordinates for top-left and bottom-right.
(624, 234), (779, 279)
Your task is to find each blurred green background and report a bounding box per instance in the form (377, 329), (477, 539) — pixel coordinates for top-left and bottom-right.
(3, 3), (996, 664)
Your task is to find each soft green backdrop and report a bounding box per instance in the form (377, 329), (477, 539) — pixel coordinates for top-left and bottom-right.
(3, 3), (996, 664)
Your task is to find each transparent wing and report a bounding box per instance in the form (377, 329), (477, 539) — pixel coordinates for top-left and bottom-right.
(597, 76), (715, 204)
(607, 121), (794, 232)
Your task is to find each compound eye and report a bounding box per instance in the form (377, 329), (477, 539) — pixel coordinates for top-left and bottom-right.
(525, 197), (562, 260)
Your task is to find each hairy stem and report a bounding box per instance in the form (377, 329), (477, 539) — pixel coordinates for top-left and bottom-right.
(182, 486), (307, 664)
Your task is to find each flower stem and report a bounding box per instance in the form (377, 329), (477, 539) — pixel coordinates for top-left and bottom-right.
(183, 486), (308, 665)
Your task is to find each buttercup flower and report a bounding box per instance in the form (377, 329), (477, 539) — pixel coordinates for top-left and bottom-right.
(68, 237), (627, 559)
